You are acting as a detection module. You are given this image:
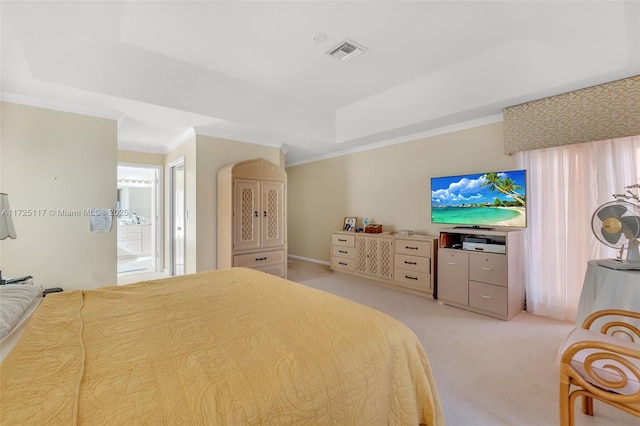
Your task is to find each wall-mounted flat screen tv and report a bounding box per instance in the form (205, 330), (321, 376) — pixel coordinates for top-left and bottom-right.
(431, 169), (527, 229)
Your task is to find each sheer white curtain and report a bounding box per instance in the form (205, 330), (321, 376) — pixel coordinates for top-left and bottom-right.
(516, 135), (640, 322)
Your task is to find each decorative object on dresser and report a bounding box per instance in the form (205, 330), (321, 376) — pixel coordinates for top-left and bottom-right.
(218, 158), (287, 278)
(437, 228), (524, 320)
(331, 231), (438, 298)
(343, 216), (356, 231)
(364, 224), (383, 233)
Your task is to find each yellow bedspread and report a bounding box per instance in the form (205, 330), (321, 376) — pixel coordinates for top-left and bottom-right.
(1, 268), (443, 425)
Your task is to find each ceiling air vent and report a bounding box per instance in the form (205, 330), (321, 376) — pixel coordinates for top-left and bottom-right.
(326, 39), (367, 62)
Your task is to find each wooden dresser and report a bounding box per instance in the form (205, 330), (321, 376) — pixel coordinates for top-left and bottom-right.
(331, 231), (438, 298)
(394, 237), (437, 296)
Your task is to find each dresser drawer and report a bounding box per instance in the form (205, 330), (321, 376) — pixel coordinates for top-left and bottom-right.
(394, 254), (430, 273)
(332, 245), (356, 259)
(332, 257), (355, 272)
(117, 240), (141, 255)
(469, 281), (508, 316)
(234, 250), (285, 268)
(118, 225), (142, 234)
(332, 233), (355, 247)
(469, 253), (508, 286)
(437, 250), (469, 305)
(118, 231), (141, 241)
(394, 270), (431, 293)
(395, 239), (431, 257)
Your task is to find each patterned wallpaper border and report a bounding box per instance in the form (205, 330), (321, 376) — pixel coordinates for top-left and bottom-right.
(503, 75), (640, 154)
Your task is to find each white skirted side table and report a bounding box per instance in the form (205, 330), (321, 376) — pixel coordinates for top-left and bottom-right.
(577, 260), (640, 329)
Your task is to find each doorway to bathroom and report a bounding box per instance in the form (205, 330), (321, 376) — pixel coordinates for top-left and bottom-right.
(117, 164), (163, 276)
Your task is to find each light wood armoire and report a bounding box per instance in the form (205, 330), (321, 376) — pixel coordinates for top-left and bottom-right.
(217, 158), (287, 278)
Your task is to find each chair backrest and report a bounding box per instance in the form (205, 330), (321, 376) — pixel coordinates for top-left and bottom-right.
(581, 309), (640, 342)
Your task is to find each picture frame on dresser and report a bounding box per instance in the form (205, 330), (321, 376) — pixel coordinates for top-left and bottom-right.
(343, 217), (356, 231)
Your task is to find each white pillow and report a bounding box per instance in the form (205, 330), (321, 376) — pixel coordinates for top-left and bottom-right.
(0, 285), (41, 340)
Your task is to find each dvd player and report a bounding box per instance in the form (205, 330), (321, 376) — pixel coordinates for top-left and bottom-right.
(464, 236), (489, 244)
(462, 242), (506, 254)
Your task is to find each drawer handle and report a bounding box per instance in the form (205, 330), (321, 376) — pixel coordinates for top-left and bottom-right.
(338, 238), (347, 242)
(264, 211), (267, 217)
(405, 275), (418, 280)
(481, 267), (492, 271)
(481, 295), (493, 299)
(254, 211), (258, 217)
(339, 262), (347, 266)
(405, 246), (418, 250)
(339, 250), (348, 254)
(255, 257), (267, 261)
(447, 262), (457, 265)
(404, 261), (417, 265)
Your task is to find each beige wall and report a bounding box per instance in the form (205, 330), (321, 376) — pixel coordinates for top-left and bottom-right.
(286, 121), (516, 262)
(0, 102), (118, 289)
(0, 101), (511, 283)
(164, 134), (282, 273)
(118, 149), (164, 165)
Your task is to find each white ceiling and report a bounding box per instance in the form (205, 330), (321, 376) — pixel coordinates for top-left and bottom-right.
(2, 1), (639, 166)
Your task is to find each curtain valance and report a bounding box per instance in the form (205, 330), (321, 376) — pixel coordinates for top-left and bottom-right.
(504, 75), (640, 154)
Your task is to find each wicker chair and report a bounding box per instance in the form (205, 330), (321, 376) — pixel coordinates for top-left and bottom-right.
(558, 309), (640, 425)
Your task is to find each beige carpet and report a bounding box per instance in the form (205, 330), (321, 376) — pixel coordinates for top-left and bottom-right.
(287, 259), (636, 426)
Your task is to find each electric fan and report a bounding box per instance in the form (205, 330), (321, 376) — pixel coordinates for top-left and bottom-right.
(591, 200), (640, 270)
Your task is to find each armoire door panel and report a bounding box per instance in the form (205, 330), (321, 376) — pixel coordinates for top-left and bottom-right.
(261, 182), (285, 248)
(233, 180), (261, 250)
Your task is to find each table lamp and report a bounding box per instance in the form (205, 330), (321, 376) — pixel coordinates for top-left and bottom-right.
(1, 193), (17, 285)
(0, 193), (17, 240)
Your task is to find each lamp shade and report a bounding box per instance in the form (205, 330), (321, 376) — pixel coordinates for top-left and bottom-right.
(0, 193), (17, 240)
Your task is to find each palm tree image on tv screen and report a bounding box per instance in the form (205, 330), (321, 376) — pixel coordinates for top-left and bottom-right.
(431, 169), (527, 228)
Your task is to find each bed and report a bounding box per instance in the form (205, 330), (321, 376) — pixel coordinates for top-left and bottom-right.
(0, 284), (42, 362)
(0, 267), (444, 425)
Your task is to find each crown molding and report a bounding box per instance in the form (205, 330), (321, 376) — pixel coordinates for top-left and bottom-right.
(285, 114), (504, 167)
(118, 142), (167, 155)
(0, 92), (123, 121)
(165, 127), (196, 152)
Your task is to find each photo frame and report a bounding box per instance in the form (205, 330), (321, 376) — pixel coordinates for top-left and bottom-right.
(343, 217), (357, 231)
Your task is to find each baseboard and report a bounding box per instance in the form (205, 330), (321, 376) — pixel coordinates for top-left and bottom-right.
(288, 254), (330, 266)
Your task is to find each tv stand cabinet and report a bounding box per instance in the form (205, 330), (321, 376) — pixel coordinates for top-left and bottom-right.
(437, 228), (524, 320)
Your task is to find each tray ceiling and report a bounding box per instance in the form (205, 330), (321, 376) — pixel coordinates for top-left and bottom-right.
(2, 1), (638, 165)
